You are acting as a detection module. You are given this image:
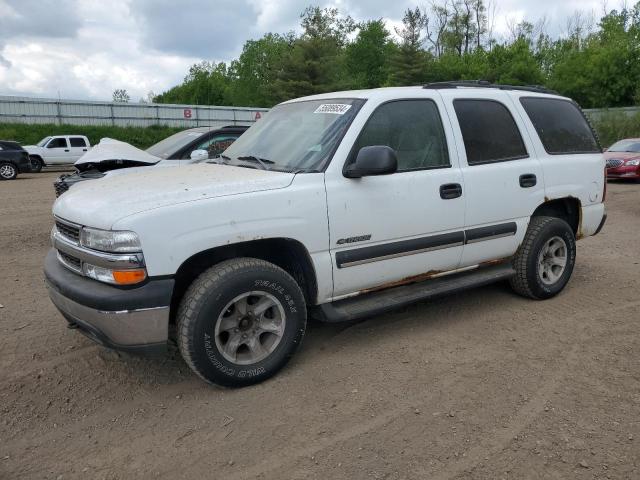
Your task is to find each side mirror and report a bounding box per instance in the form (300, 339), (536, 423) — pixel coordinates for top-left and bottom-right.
(190, 149), (209, 161)
(344, 145), (398, 178)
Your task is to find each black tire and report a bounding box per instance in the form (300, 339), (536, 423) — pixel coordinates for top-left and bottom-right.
(29, 156), (43, 173)
(510, 216), (576, 300)
(0, 162), (17, 180)
(177, 258), (307, 387)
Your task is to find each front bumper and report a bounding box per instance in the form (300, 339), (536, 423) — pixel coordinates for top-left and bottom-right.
(607, 165), (640, 179)
(44, 249), (174, 354)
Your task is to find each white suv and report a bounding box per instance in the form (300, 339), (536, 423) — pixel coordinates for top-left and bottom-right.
(44, 82), (607, 387)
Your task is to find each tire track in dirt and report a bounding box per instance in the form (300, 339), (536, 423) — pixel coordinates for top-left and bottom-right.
(189, 300), (640, 480)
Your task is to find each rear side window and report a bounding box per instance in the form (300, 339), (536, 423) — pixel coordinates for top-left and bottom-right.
(454, 99), (528, 165)
(69, 137), (87, 147)
(353, 99), (450, 171)
(520, 98), (600, 154)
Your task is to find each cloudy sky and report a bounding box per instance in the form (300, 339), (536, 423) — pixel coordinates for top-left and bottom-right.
(0, 0), (606, 102)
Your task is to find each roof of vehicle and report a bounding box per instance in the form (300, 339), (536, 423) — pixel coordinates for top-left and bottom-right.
(185, 125), (250, 134)
(284, 81), (569, 104)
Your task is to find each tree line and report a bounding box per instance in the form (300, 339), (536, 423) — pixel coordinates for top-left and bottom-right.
(152, 1), (640, 109)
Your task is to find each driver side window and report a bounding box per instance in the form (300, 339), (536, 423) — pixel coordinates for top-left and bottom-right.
(352, 100), (450, 171)
(47, 138), (68, 149)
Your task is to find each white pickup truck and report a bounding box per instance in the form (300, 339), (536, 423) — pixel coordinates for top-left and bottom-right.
(24, 135), (91, 171)
(44, 82), (607, 387)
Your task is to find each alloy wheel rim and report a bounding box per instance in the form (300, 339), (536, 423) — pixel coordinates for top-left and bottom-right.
(537, 235), (568, 285)
(0, 164), (15, 178)
(214, 291), (286, 365)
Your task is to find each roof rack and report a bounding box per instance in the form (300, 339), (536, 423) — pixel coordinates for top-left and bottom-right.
(422, 80), (558, 95)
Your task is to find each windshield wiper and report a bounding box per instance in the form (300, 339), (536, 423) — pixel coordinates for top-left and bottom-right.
(236, 155), (275, 171)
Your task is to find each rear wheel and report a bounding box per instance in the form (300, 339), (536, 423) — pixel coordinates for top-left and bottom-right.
(29, 156), (43, 173)
(177, 258), (307, 387)
(0, 162), (17, 180)
(510, 216), (576, 299)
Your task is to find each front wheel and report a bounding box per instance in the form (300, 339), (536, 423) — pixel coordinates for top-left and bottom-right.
(29, 156), (43, 173)
(510, 216), (576, 299)
(177, 258), (307, 387)
(0, 162), (17, 180)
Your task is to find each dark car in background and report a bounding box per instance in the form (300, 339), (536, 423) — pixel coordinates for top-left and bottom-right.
(53, 125), (249, 196)
(0, 141), (33, 180)
(605, 138), (640, 180)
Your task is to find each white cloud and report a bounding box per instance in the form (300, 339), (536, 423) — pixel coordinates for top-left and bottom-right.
(0, 0), (610, 101)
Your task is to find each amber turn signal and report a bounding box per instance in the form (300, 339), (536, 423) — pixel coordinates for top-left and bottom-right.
(112, 269), (147, 285)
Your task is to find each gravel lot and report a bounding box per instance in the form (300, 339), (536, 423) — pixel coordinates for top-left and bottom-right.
(1, 172), (639, 480)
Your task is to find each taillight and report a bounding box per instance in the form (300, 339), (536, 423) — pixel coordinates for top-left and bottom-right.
(602, 166), (607, 202)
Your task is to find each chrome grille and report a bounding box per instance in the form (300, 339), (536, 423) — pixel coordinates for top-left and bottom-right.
(55, 219), (80, 243)
(57, 250), (82, 273)
(606, 158), (624, 168)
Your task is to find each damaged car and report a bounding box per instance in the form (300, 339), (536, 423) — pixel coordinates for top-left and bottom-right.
(53, 125), (248, 196)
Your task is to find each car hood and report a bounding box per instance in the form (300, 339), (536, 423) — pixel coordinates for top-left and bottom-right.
(102, 159), (185, 178)
(53, 163), (295, 229)
(23, 145), (42, 153)
(74, 138), (159, 172)
(604, 151), (640, 160)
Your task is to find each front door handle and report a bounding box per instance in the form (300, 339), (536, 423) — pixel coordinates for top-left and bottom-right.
(64, 149), (70, 152)
(83, 148), (87, 151)
(519, 173), (537, 188)
(440, 183), (463, 199)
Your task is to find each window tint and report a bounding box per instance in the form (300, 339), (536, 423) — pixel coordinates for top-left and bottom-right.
(454, 99), (528, 165)
(520, 98), (600, 154)
(69, 137), (87, 147)
(47, 138), (68, 148)
(353, 100), (450, 171)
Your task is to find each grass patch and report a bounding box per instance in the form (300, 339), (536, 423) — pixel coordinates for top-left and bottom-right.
(0, 123), (183, 150)
(589, 111), (640, 148)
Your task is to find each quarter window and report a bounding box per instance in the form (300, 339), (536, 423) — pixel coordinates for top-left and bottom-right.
(69, 137), (87, 147)
(352, 100), (450, 171)
(453, 99), (528, 165)
(520, 97), (600, 154)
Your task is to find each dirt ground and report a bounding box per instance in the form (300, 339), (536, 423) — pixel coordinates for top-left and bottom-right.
(1, 172), (638, 480)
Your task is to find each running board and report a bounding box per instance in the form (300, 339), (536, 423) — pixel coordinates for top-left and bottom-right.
(318, 263), (515, 323)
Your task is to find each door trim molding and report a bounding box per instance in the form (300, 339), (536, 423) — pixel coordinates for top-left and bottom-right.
(335, 222), (517, 269)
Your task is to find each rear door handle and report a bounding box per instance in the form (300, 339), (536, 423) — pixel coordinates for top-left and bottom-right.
(83, 149), (87, 151)
(519, 173), (537, 188)
(440, 183), (463, 199)
(64, 149), (70, 152)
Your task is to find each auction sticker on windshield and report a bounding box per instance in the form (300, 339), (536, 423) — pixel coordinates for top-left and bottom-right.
(314, 104), (352, 115)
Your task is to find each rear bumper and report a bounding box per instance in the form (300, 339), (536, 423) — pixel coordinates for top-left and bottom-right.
(580, 203), (606, 237)
(44, 249), (174, 354)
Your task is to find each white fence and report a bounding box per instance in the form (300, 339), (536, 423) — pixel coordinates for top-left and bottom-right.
(0, 95), (269, 128)
(583, 106), (640, 121)
(1, 94), (636, 128)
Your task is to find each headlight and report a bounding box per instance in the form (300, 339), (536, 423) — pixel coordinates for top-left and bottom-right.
(625, 159), (640, 166)
(80, 227), (142, 253)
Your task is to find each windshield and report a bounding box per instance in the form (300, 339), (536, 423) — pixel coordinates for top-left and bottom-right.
(37, 137), (52, 147)
(222, 98), (364, 172)
(146, 130), (204, 158)
(608, 140), (640, 153)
